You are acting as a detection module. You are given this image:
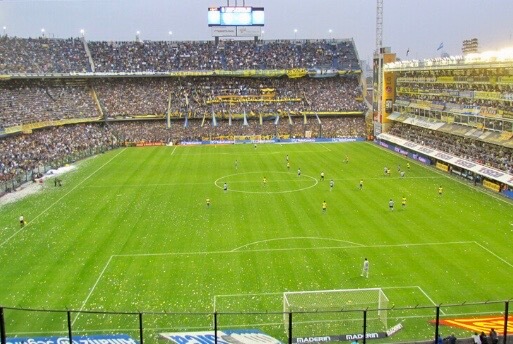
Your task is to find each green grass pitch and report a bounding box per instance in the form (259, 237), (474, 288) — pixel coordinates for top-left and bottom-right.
(0, 142), (512, 342)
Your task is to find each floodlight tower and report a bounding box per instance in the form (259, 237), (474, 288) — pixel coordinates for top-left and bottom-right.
(374, 0), (383, 136)
(373, 0), (396, 136)
(375, 0), (383, 52)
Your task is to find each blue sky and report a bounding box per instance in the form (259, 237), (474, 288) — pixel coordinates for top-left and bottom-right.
(0, 0), (512, 61)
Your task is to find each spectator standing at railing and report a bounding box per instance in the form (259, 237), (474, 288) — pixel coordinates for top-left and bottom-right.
(489, 329), (498, 344)
(479, 332), (488, 344)
(472, 332), (482, 344)
(444, 333), (457, 344)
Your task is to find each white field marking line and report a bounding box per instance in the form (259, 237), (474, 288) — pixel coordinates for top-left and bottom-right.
(72, 255), (115, 326)
(0, 148), (127, 248)
(214, 172), (319, 194)
(231, 237), (365, 252)
(84, 176), (444, 189)
(85, 181), (215, 188)
(214, 286), (420, 300)
(7, 309), (504, 335)
(183, 149), (327, 156)
(170, 146), (177, 155)
(416, 286), (445, 315)
(223, 178), (317, 185)
(473, 241), (513, 269)
(115, 241), (474, 258)
(320, 144), (332, 152)
(356, 176), (442, 181)
(362, 241), (474, 249)
(371, 142), (513, 206)
(215, 291), (284, 298)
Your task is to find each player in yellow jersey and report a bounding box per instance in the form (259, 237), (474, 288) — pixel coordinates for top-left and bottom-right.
(322, 201), (327, 213)
(438, 186), (443, 196)
(263, 176), (267, 187)
(206, 198), (210, 207)
(402, 196), (406, 209)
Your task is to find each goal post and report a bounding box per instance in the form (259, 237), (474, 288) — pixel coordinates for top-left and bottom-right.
(283, 288), (389, 336)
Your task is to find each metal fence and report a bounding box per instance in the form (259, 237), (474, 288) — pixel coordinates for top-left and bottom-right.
(0, 300), (511, 344)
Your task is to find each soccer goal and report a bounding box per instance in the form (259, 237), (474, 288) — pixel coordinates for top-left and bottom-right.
(283, 288), (389, 337)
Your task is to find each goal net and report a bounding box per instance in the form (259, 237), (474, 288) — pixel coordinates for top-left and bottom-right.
(283, 288), (389, 337)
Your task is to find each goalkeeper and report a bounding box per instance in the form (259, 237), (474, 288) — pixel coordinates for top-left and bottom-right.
(361, 258), (369, 278)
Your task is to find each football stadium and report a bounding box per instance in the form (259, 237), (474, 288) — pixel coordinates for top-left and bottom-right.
(1, 2), (513, 344)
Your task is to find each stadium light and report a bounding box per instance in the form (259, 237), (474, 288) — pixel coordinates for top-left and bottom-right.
(294, 28), (297, 40)
(41, 28), (45, 37)
(2, 26), (6, 35)
(168, 31), (173, 40)
(136, 30), (140, 42)
(80, 29), (85, 37)
(329, 29), (333, 41)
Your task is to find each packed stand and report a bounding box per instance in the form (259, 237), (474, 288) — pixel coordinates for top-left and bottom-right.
(88, 39), (359, 72)
(95, 78), (169, 117)
(0, 36), (90, 74)
(0, 123), (115, 184)
(0, 80), (100, 128)
(0, 37), (359, 74)
(388, 122), (513, 174)
(92, 76), (365, 119)
(88, 41), (223, 73)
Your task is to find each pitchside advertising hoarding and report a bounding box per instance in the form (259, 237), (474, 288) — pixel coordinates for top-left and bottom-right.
(159, 324), (403, 344)
(292, 323), (403, 343)
(160, 329), (282, 343)
(6, 334), (138, 344)
(378, 132), (513, 187)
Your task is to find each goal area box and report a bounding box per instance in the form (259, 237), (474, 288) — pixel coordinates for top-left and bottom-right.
(283, 288), (389, 337)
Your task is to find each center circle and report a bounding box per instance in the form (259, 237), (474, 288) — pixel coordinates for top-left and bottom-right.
(214, 171), (318, 194)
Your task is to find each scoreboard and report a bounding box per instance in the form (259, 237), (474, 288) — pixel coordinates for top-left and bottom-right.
(208, 6), (264, 27)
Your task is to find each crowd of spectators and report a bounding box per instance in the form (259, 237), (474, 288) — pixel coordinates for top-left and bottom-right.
(388, 122), (513, 174)
(0, 75), (364, 130)
(0, 36), (359, 74)
(0, 36), (90, 74)
(0, 123), (115, 184)
(0, 80), (100, 128)
(107, 116), (365, 144)
(93, 76), (365, 119)
(94, 78), (169, 117)
(89, 39), (358, 72)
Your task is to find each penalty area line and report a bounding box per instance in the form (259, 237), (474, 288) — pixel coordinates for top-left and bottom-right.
(473, 241), (513, 269)
(416, 286), (445, 315)
(72, 255), (116, 326)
